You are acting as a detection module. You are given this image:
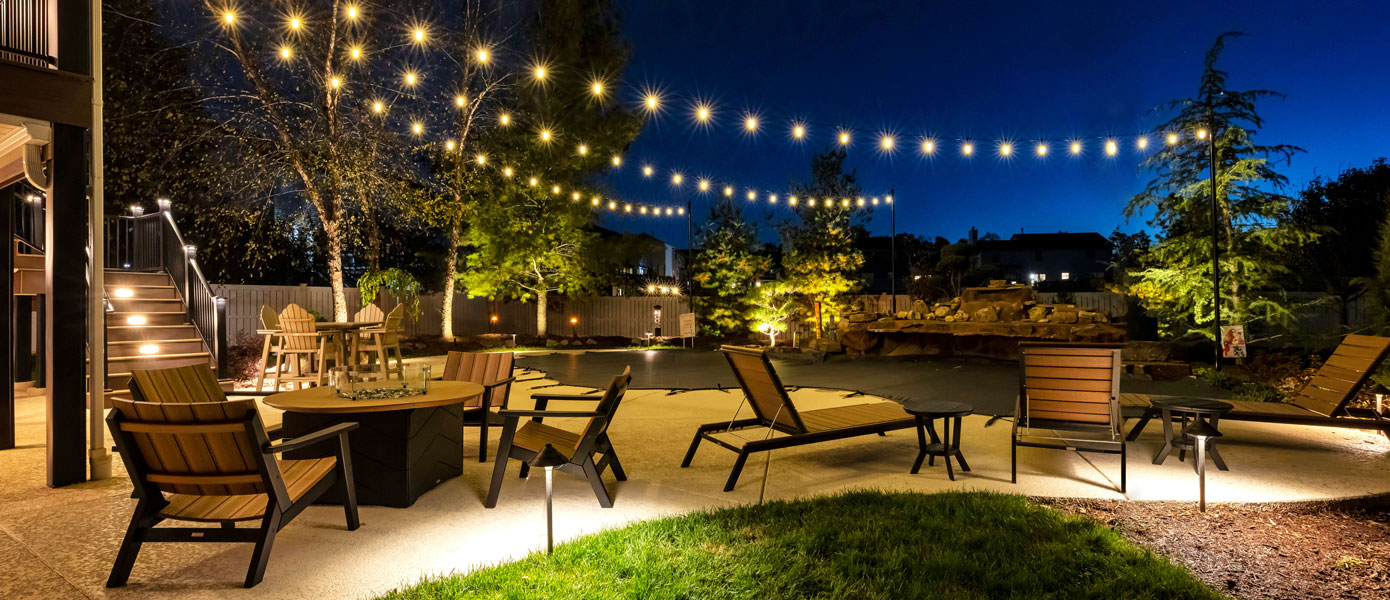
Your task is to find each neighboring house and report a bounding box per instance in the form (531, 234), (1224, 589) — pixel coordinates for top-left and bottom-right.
(975, 232), (1112, 289)
(596, 227), (681, 296)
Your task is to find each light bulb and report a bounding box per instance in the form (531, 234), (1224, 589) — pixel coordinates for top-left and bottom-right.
(411, 122), (422, 135)
(290, 17), (301, 30)
(534, 67), (547, 80)
(413, 28), (425, 42)
(839, 131), (851, 145)
(611, 155), (622, 166)
(476, 48), (489, 63)
(445, 140), (455, 150)
(404, 72), (417, 86)
(645, 94), (660, 110)
(280, 46), (293, 59)
(745, 116), (758, 131)
(1166, 132), (1179, 145)
(1070, 141), (1082, 154)
(880, 135), (895, 150)
(672, 173), (683, 185)
(1036, 143), (1048, 156)
(577, 144), (588, 155)
(503, 167), (513, 177)
(696, 105), (710, 121)
(642, 165), (653, 177)
(723, 186), (733, 197)
(998, 143), (1012, 156)
(223, 11), (235, 24)
(1137, 137), (1149, 150)
(921, 139), (935, 154)
(699, 179), (710, 191)
(455, 95), (466, 107)
(499, 114), (510, 126)
(528, 177), (538, 187)
(591, 81), (604, 96)
(962, 142), (974, 156)
(747, 190), (756, 201)
(792, 124), (806, 139)
(476, 154), (487, 165)
(1105, 139), (1118, 156)
(346, 6), (358, 19)
(330, 76), (341, 88)
(539, 129), (552, 142)
(372, 101), (383, 113)
(350, 46), (361, 59)
(1196, 128), (1208, 140)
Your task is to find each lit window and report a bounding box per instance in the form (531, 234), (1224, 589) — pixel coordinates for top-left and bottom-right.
(1061, 272), (1070, 281)
(1038, 273), (1047, 281)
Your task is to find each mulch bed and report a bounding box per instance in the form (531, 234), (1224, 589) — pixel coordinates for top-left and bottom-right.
(1042, 495), (1390, 599)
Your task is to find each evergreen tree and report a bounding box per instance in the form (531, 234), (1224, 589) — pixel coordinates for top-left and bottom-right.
(690, 202), (771, 339)
(1125, 32), (1310, 341)
(1288, 159), (1390, 325)
(782, 149), (866, 334)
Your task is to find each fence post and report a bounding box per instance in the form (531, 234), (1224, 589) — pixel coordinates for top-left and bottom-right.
(215, 297), (228, 377)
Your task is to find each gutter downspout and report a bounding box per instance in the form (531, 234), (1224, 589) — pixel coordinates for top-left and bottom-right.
(87, 0), (110, 480)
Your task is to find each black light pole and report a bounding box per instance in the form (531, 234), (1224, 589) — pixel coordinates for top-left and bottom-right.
(889, 188), (896, 314)
(1208, 116), (1222, 371)
(686, 200), (694, 347)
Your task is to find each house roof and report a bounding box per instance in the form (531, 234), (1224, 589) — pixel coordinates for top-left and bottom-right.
(979, 232), (1111, 251)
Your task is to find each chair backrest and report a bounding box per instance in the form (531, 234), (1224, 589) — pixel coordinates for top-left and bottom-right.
(259, 305), (279, 330)
(107, 397), (286, 501)
(573, 366), (631, 454)
(379, 304), (404, 345)
(1017, 344), (1122, 435)
(720, 345), (805, 433)
(278, 303), (319, 351)
(1294, 334), (1390, 416)
(443, 351), (515, 408)
(353, 303), (385, 323)
(130, 364), (227, 404)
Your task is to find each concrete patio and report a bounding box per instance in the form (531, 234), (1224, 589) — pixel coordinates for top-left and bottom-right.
(2, 353), (1388, 599)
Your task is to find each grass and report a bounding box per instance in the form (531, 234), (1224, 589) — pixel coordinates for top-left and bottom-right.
(376, 491), (1223, 600)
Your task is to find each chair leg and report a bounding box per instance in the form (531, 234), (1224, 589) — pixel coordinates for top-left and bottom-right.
(680, 430), (705, 467)
(484, 426), (517, 508)
(106, 500), (156, 587)
(518, 462), (530, 479)
(601, 437), (627, 481)
(337, 435), (360, 530)
(271, 346), (285, 392)
(244, 508), (282, 588)
(582, 459), (613, 508)
(1126, 408), (1156, 441)
(723, 449), (751, 492)
(478, 412), (489, 463)
(256, 336), (272, 391)
(1010, 438), (1017, 484)
(1119, 442), (1127, 494)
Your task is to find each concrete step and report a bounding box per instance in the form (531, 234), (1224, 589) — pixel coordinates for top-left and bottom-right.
(105, 324), (200, 343)
(106, 339), (207, 358)
(106, 312), (188, 327)
(106, 297), (187, 314)
(105, 284), (179, 300)
(103, 270), (171, 287)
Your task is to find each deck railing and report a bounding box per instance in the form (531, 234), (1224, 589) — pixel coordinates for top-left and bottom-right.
(0, 0), (56, 68)
(104, 209), (227, 376)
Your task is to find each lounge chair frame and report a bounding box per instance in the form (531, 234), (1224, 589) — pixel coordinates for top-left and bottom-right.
(1012, 343), (1127, 493)
(681, 346), (916, 492)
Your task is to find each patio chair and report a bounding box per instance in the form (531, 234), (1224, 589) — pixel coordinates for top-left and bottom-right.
(105, 396), (359, 588)
(255, 305), (284, 391)
(1012, 343), (1126, 493)
(1124, 333), (1390, 439)
(442, 351), (517, 462)
(485, 366), (631, 508)
(358, 304), (404, 378)
(273, 304), (339, 389)
(681, 346), (916, 492)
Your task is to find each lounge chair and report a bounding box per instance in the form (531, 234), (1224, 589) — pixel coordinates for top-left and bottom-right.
(106, 378), (359, 587)
(1125, 333), (1390, 439)
(485, 367), (631, 508)
(442, 351), (518, 461)
(681, 346), (916, 492)
(1013, 343), (1126, 492)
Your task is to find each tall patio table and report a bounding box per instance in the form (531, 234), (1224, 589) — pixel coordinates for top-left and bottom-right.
(265, 380), (483, 507)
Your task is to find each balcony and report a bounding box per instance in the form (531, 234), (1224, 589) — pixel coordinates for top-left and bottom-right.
(0, 0), (57, 69)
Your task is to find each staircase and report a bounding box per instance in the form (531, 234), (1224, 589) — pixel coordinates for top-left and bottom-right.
(103, 270), (215, 401)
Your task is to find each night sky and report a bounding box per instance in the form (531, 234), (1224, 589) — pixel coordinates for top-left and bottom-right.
(597, 0), (1390, 247)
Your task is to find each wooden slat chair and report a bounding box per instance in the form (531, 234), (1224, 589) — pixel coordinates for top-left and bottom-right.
(1012, 343), (1126, 493)
(681, 346), (917, 492)
(358, 304), (404, 379)
(255, 305), (283, 392)
(272, 304), (339, 389)
(105, 395), (359, 588)
(350, 303), (385, 369)
(485, 367), (631, 508)
(1126, 334), (1390, 439)
(443, 351), (518, 462)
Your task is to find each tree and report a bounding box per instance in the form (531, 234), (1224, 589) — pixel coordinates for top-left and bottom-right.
(690, 202), (771, 339)
(748, 281), (796, 347)
(1124, 32), (1310, 341)
(458, 0), (643, 336)
(783, 149), (866, 334)
(1288, 159), (1390, 324)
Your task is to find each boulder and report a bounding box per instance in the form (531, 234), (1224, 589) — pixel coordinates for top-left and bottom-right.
(811, 338), (842, 353)
(933, 305), (952, 318)
(988, 279), (1009, 288)
(1052, 309), (1079, 324)
(585, 339), (597, 345)
(545, 338), (561, 347)
(953, 311), (970, 322)
(911, 299), (930, 315)
(846, 311), (876, 323)
(1027, 305), (1050, 321)
(972, 306), (999, 323)
(895, 311), (911, 319)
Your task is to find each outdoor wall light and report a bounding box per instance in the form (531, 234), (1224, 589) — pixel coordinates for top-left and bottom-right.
(528, 444), (569, 554)
(129, 205), (145, 216)
(157, 198), (172, 212)
(653, 304), (662, 337)
(1183, 419), (1222, 512)
(126, 316), (147, 326)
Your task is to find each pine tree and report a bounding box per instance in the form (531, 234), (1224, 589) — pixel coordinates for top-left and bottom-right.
(1125, 32), (1310, 341)
(690, 202), (771, 339)
(782, 149), (866, 335)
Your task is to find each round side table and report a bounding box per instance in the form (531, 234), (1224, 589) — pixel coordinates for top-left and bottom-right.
(900, 400), (974, 480)
(1149, 396), (1232, 472)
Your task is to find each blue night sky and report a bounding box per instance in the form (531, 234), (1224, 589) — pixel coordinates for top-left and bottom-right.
(596, 0), (1390, 247)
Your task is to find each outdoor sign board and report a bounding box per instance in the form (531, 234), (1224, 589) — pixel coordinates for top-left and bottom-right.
(1221, 325), (1247, 358)
(679, 312), (696, 339)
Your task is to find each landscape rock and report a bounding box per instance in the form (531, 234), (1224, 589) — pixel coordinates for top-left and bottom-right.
(846, 312), (877, 323)
(911, 300), (930, 316)
(545, 338), (560, 347)
(933, 305), (953, 318)
(972, 306), (999, 322)
(1052, 309), (1079, 324)
(1027, 305), (1050, 321)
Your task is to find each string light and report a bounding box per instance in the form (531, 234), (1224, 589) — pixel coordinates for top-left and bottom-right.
(528, 177), (538, 187)
(404, 71), (418, 86)
(346, 5), (358, 19)
(1196, 128), (1208, 140)
(769, 194), (777, 204)
(222, 11), (235, 24)
(371, 101), (383, 113)
(476, 48), (489, 63)
(880, 134), (895, 151)
(723, 186), (734, 197)
(502, 167), (513, 177)
(591, 197), (599, 206)
(499, 113), (510, 126)
(788, 196), (798, 206)
(552, 185), (562, 194)
(644, 93), (660, 111)
(1166, 132), (1180, 145)
(921, 139), (936, 154)
(608, 201), (617, 210)
(698, 179), (710, 191)
(611, 155), (622, 166)
(412, 28), (425, 43)
(998, 142), (1012, 157)
(1136, 136), (1149, 150)
(962, 142), (974, 156)
(1105, 139), (1118, 156)
(1036, 143), (1047, 156)
(838, 130), (851, 146)
(695, 103), (711, 122)
(445, 140), (455, 150)
(590, 80), (605, 96)
(577, 144), (588, 155)
(330, 76), (341, 88)
(454, 95), (466, 107)
(744, 115), (758, 131)
(411, 122), (423, 135)
(475, 154), (486, 165)
(539, 128), (552, 142)
(574, 192), (582, 200)
(1070, 141), (1082, 155)
(289, 16), (302, 30)
(747, 190), (756, 201)
(349, 46), (361, 60)
(642, 165), (653, 177)
(792, 123), (806, 139)
(534, 66), (547, 80)
(279, 46), (293, 59)
(671, 173), (683, 185)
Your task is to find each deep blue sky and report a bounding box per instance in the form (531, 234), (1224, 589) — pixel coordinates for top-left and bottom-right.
(597, 0), (1390, 247)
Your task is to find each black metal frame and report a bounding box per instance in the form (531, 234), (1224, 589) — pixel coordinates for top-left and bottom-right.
(1126, 401), (1390, 440)
(464, 375), (515, 462)
(681, 346), (917, 492)
(105, 410), (360, 588)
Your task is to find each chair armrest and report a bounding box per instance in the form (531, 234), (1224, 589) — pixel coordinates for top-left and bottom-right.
(482, 377), (517, 391)
(265, 422), (359, 454)
(498, 409), (602, 419)
(265, 423), (284, 441)
(531, 393), (602, 402)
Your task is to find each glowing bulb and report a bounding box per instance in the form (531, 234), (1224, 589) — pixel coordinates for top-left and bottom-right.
(611, 155), (622, 166)
(575, 192), (583, 201)
(350, 46), (361, 59)
(745, 116), (758, 131)
(624, 204), (632, 213)
(843, 199), (851, 207)
(290, 17), (301, 30)
(476, 48), (489, 63)
(792, 124), (806, 139)
(1166, 132), (1179, 145)
(645, 94), (660, 110)
(723, 186), (733, 197)
(609, 201), (617, 210)
(577, 144), (588, 155)
(590, 81), (604, 96)
(475, 154), (487, 165)
(769, 194), (777, 204)
(539, 129), (552, 142)
(1196, 128), (1208, 140)
(413, 28), (425, 42)
(1036, 143), (1048, 156)
(678, 207), (685, 216)
(921, 139), (936, 154)
(127, 315), (147, 325)
(880, 135), (895, 150)
(280, 46), (293, 59)
(962, 142), (974, 156)
(404, 72), (418, 86)
(666, 207), (674, 215)
(671, 173), (683, 185)
(222, 11), (235, 24)
(591, 197), (599, 206)
(1070, 141), (1082, 154)
(528, 177), (538, 187)
(411, 122), (423, 135)
(346, 6), (358, 19)
(372, 101), (383, 113)
(871, 198), (878, 205)
(747, 190), (756, 201)
(113, 288), (134, 298)
(455, 95), (466, 107)
(886, 195), (893, 204)
(499, 114), (510, 126)
(695, 105), (711, 122)
(445, 140), (456, 150)
(640, 206), (648, 214)
(808, 198), (816, 207)
(699, 179), (710, 191)
(552, 185), (561, 194)
(642, 165), (653, 177)
(330, 76), (341, 88)
(839, 131), (851, 145)
(503, 167), (513, 177)
(1137, 137), (1149, 150)
(789, 197), (798, 206)
(534, 67), (547, 80)
(1105, 139), (1118, 156)
(998, 143), (1012, 156)
(857, 197), (865, 207)
(139, 344), (160, 355)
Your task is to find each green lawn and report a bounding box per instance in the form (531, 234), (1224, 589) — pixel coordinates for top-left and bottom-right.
(377, 491), (1223, 600)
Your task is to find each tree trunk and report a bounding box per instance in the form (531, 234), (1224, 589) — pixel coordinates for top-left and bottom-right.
(440, 220), (459, 341)
(324, 219), (349, 321)
(536, 292), (548, 337)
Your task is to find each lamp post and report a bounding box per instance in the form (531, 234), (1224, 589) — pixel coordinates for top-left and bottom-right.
(1183, 419), (1222, 512)
(653, 304), (662, 338)
(528, 444), (569, 554)
(1206, 114), (1222, 372)
(889, 188), (896, 314)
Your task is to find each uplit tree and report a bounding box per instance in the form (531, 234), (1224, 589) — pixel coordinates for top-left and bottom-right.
(748, 280), (796, 347)
(690, 201), (771, 339)
(783, 149), (866, 334)
(1124, 32), (1310, 341)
